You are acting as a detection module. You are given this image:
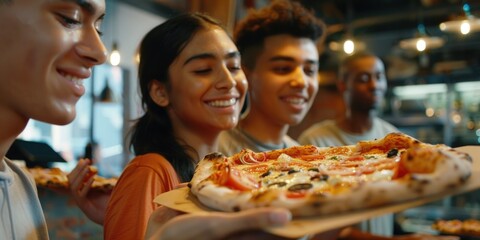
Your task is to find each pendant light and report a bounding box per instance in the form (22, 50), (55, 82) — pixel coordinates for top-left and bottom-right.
(328, 0), (365, 55)
(399, 23), (445, 52)
(439, 2), (480, 35)
(108, 0), (121, 66)
(400, 4), (445, 53)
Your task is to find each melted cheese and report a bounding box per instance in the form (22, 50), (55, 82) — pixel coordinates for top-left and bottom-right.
(234, 151), (398, 195)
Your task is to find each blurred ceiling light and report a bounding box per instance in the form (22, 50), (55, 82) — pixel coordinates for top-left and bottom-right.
(439, 3), (480, 35)
(109, 42), (121, 66)
(343, 39), (355, 55)
(400, 24), (445, 52)
(329, 37), (365, 54)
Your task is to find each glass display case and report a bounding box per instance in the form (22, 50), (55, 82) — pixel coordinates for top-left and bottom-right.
(383, 79), (480, 147)
(384, 74), (480, 237)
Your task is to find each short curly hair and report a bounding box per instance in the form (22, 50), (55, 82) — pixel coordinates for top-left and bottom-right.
(234, 0), (325, 69)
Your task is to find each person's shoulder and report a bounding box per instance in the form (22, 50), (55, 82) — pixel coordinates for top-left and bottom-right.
(308, 119), (336, 129)
(218, 128), (249, 156)
(127, 153), (173, 170)
(299, 119), (337, 138)
(3, 158), (37, 190)
(283, 135), (299, 147)
(375, 117), (399, 132)
(118, 153), (179, 183)
(4, 158), (32, 179)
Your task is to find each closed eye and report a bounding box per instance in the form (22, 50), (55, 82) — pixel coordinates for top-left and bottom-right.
(193, 69), (212, 74)
(228, 66), (242, 73)
(273, 66), (293, 75)
(304, 67), (317, 77)
(95, 25), (104, 36)
(56, 13), (81, 28)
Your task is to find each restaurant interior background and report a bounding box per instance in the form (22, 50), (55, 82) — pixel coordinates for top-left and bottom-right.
(16, 0), (480, 174)
(10, 0), (480, 238)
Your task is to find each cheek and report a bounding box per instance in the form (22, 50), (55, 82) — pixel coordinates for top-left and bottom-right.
(250, 72), (276, 94)
(171, 73), (209, 99)
(308, 79), (319, 95)
(27, 32), (71, 79)
(250, 80), (269, 101)
(379, 81), (388, 91)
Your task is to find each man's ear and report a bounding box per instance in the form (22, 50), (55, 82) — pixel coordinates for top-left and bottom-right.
(149, 80), (169, 107)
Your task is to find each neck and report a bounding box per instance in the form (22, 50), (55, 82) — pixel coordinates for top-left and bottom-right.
(0, 110), (29, 164)
(239, 110), (288, 146)
(337, 108), (376, 134)
(172, 126), (220, 162)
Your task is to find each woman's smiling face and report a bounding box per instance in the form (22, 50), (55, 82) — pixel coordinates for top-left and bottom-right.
(165, 27), (247, 134)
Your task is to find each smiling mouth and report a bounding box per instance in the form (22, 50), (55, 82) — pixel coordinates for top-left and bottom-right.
(60, 71), (84, 87)
(207, 98), (237, 107)
(283, 97), (307, 105)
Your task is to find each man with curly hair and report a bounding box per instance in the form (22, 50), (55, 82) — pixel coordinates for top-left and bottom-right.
(219, 0), (325, 155)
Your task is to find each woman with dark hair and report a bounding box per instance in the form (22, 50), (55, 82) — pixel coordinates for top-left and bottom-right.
(101, 13), (250, 239)
(68, 12), (292, 240)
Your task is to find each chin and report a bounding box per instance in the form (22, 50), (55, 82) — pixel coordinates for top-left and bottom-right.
(217, 120), (237, 131)
(46, 109), (77, 125)
(49, 116), (76, 125)
(287, 116), (304, 126)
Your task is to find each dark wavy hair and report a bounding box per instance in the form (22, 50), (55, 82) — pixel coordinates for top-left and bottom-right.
(129, 13), (225, 182)
(234, 0), (326, 69)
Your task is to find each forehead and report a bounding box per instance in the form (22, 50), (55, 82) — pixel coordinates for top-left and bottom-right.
(37, 0), (106, 16)
(177, 27), (237, 60)
(348, 56), (384, 73)
(260, 34), (318, 60)
(68, 0), (105, 14)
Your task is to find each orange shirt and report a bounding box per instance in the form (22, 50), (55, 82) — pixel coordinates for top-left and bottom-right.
(104, 153), (180, 240)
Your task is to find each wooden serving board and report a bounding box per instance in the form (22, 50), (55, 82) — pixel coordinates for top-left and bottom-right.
(154, 146), (480, 238)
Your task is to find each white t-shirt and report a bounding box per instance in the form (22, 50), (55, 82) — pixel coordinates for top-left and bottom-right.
(298, 118), (399, 147)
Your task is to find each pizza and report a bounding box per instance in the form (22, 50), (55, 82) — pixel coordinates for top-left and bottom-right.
(433, 219), (480, 236)
(190, 132), (473, 217)
(28, 166), (117, 192)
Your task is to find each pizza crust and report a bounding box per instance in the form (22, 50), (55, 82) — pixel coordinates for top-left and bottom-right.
(190, 133), (473, 217)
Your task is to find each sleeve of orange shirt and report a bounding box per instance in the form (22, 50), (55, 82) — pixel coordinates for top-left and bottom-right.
(104, 153), (180, 240)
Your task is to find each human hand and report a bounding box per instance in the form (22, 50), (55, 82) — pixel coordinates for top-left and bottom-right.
(145, 206), (292, 240)
(67, 158), (111, 225)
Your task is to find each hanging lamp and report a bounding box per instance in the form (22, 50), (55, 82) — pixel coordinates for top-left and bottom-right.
(439, 3), (480, 35)
(400, 23), (445, 52)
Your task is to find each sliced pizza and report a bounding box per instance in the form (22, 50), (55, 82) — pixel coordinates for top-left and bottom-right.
(28, 167), (117, 192)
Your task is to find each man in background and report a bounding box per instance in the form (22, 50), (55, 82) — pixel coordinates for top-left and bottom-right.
(299, 52), (398, 147)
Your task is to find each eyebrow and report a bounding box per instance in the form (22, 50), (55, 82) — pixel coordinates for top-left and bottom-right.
(61, 0), (96, 15)
(183, 51), (241, 66)
(269, 56), (318, 65)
